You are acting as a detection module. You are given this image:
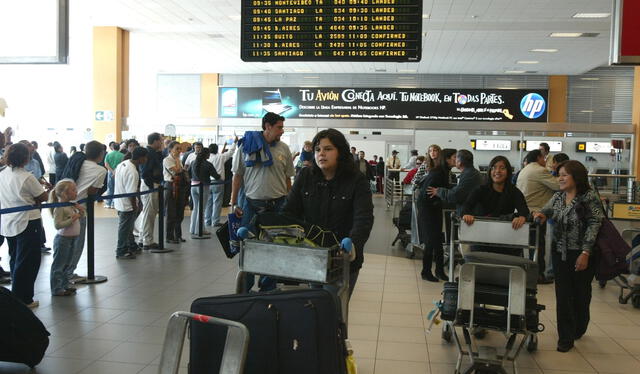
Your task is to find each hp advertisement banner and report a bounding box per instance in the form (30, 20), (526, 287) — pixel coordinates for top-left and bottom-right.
(220, 87), (548, 122)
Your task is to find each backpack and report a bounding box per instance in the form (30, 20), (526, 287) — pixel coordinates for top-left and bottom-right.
(0, 287), (50, 367)
(593, 217), (631, 281)
(60, 151), (86, 181)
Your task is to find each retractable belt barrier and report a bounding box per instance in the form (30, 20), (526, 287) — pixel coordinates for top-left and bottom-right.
(0, 178), (233, 285)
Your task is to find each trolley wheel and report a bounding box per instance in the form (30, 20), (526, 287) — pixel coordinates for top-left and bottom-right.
(473, 329), (487, 339)
(599, 280), (607, 288)
(527, 334), (538, 353)
(632, 295), (640, 309)
(442, 325), (452, 343)
(619, 295), (628, 305)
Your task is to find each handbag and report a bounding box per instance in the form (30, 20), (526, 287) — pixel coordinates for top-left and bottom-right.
(216, 213), (243, 259)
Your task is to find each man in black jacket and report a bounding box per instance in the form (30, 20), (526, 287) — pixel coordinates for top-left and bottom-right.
(135, 133), (165, 251)
(427, 150), (483, 216)
(356, 151), (374, 181)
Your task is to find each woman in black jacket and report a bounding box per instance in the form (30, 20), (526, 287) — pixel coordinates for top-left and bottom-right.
(418, 148), (457, 282)
(461, 155), (529, 255)
(189, 148), (220, 236)
(283, 129), (374, 299)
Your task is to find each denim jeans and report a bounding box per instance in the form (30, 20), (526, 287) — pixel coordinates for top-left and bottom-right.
(7, 219), (42, 304)
(205, 183), (225, 226)
(242, 196), (286, 292)
(67, 215), (87, 280)
(190, 184), (210, 235)
(105, 171), (115, 207)
(117, 210), (138, 256)
(51, 234), (77, 294)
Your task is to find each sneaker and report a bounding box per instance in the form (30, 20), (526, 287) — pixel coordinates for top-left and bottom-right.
(143, 243), (159, 250)
(41, 246), (51, 253)
(178, 237), (186, 242)
(53, 290), (75, 296)
(65, 287), (77, 293)
(166, 238), (179, 244)
(116, 252), (136, 260)
(70, 274), (86, 283)
(26, 300), (39, 309)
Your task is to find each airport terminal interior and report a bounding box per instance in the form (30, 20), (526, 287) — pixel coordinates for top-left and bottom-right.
(2, 0), (640, 373)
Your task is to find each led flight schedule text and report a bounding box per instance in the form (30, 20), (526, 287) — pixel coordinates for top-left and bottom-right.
(241, 0), (423, 61)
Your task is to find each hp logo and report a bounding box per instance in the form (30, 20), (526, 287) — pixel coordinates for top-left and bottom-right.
(520, 93), (546, 119)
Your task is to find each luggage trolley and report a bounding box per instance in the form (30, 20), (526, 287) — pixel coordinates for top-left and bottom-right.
(440, 216), (545, 374)
(234, 238), (351, 328)
(157, 311), (249, 374)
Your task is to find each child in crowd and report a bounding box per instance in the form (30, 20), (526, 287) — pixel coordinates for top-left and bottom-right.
(49, 179), (84, 296)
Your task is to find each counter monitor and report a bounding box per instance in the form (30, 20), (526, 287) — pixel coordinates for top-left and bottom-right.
(241, 0), (423, 62)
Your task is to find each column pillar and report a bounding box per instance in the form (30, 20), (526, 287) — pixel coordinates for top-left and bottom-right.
(547, 75), (568, 136)
(93, 26), (129, 144)
(633, 67), (640, 177)
(201, 73), (219, 118)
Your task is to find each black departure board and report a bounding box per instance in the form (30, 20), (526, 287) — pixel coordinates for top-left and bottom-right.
(240, 0), (423, 62)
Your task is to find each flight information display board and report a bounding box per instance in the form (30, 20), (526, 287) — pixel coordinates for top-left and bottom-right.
(241, 0), (423, 62)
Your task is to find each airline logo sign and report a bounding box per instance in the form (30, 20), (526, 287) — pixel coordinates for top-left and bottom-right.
(520, 93), (546, 119)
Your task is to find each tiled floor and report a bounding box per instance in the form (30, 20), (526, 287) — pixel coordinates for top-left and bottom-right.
(1, 196), (640, 373)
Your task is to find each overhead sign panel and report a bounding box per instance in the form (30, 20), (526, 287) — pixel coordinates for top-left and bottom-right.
(240, 0), (423, 62)
(610, 0), (640, 65)
(219, 87), (549, 122)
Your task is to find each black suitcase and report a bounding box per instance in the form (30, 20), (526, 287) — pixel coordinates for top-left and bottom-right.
(189, 289), (347, 374)
(464, 251), (539, 290)
(0, 287), (50, 368)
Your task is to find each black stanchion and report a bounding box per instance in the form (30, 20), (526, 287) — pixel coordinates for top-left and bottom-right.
(192, 183), (210, 240)
(152, 184), (172, 253)
(77, 195), (107, 284)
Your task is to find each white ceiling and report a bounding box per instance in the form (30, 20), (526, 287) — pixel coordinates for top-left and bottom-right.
(89, 0), (614, 75)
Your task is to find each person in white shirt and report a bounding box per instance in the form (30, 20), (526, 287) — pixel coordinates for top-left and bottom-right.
(114, 147), (148, 259)
(205, 138), (237, 227)
(67, 141), (107, 282)
(46, 141), (58, 184)
(0, 143), (48, 307)
(184, 142), (203, 172)
(403, 149), (419, 170)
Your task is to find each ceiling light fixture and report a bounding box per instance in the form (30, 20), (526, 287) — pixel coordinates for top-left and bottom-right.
(422, 14), (430, 19)
(580, 110), (595, 113)
(303, 76), (319, 79)
(549, 32), (583, 37)
(530, 48), (558, 53)
(398, 70), (416, 73)
(572, 13), (610, 18)
(580, 77), (600, 80)
(517, 60), (539, 64)
(294, 69), (312, 73)
(505, 70), (526, 74)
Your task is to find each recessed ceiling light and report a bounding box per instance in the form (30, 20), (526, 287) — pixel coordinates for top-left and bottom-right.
(572, 13), (610, 18)
(375, 68), (387, 72)
(294, 69), (312, 73)
(422, 14), (430, 19)
(530, 49), (558, 53)
(505, 70), (526, 74)
(580, 77), (600, 80)
(517, 60), (539, 64)
(580, 110), (595, 113)
(398, 69), (416, 73)
(303, 76), (319, 79)
(550, 32), (583, 38)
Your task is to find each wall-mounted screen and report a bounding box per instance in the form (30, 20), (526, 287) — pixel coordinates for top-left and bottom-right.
(525, 140), (563, 152)
(473, 139), (512, 151)
(585, 141), (613, 153)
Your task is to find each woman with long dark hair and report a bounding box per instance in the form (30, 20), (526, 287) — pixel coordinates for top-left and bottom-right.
(417, 148), (456, 282)
(283, 128), (374, 299)
(189, 148), (220, 237)
(533, 160), (603, 352)
(461, 156), (530, 255)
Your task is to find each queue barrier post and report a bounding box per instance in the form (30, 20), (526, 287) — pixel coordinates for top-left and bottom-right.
(151, 185), (173, 253)
(76, 194), (108, 284)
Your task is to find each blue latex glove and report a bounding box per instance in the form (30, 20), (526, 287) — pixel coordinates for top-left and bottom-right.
(237, 227), (250, 240)
(341, 238), (353, 253)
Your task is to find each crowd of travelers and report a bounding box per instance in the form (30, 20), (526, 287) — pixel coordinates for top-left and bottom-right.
(0, 118), (605, 352)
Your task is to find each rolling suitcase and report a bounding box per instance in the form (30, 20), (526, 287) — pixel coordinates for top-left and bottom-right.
(0, 287), (50, 368)
(189, 288), (347, 374)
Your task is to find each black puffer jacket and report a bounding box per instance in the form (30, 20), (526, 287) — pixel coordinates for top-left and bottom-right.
(283, 167), (374, 271)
